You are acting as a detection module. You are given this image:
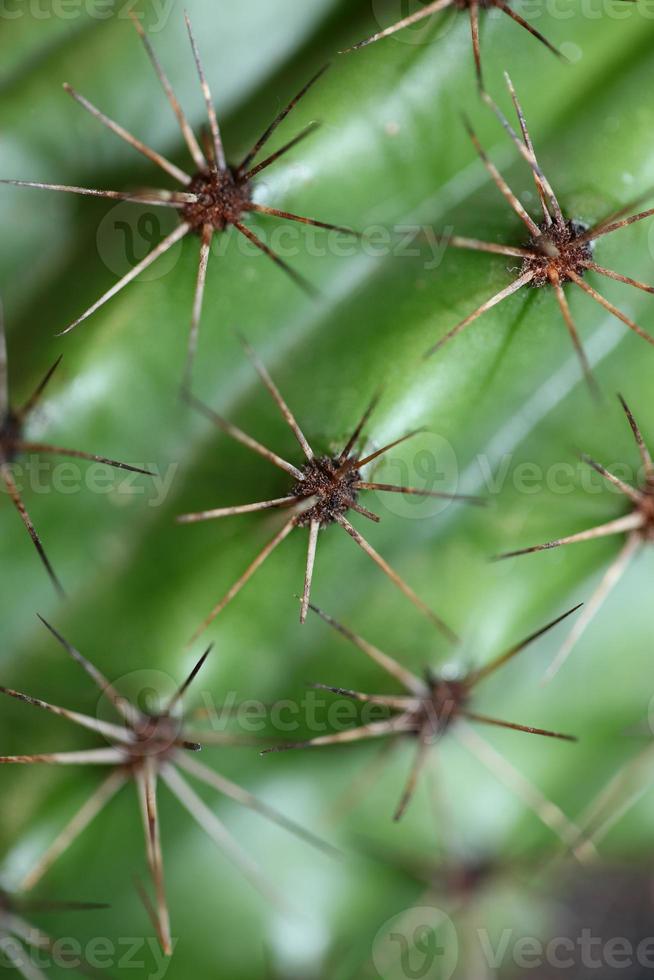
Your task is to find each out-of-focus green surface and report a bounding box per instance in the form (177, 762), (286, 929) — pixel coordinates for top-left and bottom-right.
(1, 1), (654, 977)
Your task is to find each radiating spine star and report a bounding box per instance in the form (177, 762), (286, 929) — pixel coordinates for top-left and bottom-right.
(0, 302), (152, 596)
(1, 14), (359, 386)
(498, 395), (654, 680)
(425, 75), (654, 392)
(0, 618), (336, 955)
(264, 602), (581, 836)
(179, 336), (483, 640)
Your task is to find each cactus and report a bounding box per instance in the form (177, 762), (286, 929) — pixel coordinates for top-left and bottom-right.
(1, 2), (654, 978)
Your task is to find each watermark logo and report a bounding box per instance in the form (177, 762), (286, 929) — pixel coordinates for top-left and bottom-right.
(370, 1), (459, 45)
(373, 906), (458, 979)
(370, 431), (460, 519)
(97, 203), (180, 281)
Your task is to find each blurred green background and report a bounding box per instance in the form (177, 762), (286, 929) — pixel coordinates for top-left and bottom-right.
(1, 0), (654, 977)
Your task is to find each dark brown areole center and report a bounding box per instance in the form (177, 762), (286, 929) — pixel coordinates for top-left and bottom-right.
(637, 482), (654, 540)
(522, 219), (594, 288)
(182, 166), (252, 233)
(453, 0), (494, 8)
(410, 676), (470, 736)
(0, 410), (22, 463)
(445, 858), (497, 899)
(292, 456), (362, 528)
(124, 714), (183, 766)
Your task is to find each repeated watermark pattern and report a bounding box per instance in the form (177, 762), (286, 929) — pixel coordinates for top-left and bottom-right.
(4, 0), (654, 26)
(90, 204), (654, 282)
(97, 672), (654, 744)
(1, 440), (647, 515)
(94, 674), (398, 746)
(366, 442), (651, 516)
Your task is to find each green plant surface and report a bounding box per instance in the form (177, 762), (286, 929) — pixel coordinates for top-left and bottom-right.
(1, 1), (654, 978)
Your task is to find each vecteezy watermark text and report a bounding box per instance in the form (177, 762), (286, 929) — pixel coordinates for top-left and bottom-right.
(0, 0), (175, 30)
(0, 932), (174, 980)
(0, 459), (177, 508)
(2, 441), (645, 518)
(372, 906), (654, 978)
(96, 206), (453, 280)
(368, 0), (654, 48)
